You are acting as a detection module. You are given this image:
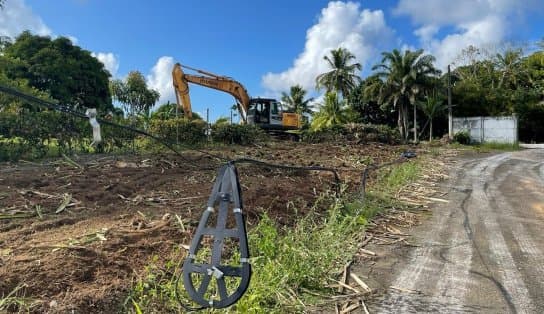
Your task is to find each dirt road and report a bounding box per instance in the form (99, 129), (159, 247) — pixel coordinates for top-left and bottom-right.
(369, 149), (544, 313)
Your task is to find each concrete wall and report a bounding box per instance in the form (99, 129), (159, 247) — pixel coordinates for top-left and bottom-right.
(453, 116), (518, 144)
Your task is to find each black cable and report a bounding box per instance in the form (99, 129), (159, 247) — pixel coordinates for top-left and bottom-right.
(0, 84), (212, 169)
(3, 84), (419, 309)
(360, 154), (415, 200)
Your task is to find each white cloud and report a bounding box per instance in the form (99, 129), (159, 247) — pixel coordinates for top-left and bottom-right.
(394, 0), (544, 70)
(414, 25), (438, 44)
(91, 52), (120, 77)
(261, 1), (393, 95)
(146, 56), (176, 105)
(66, 35), (78, 44)
(0, 0), (52, 38)
(429, 16), (505, 69)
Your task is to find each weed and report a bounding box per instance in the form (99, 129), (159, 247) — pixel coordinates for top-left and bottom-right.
(127, 159), (422, 313)
(474, 142), (520, 152)
(0, 284), (36, 312)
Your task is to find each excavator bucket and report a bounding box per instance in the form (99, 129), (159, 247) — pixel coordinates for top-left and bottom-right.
(183, 163), (251, 309)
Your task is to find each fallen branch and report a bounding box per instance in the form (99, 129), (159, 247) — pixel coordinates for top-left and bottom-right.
(340, 301), (360, 314)
(359, 248), (376, 256)
(338, 260), (353, 293)
(61, 153), (83, 169)
(349, 273), (371, 293)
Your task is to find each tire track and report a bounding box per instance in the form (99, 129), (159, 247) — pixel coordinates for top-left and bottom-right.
(370, 151), (543, 313)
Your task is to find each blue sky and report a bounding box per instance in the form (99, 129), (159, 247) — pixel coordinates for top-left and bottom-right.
(2, 0), (544, 121)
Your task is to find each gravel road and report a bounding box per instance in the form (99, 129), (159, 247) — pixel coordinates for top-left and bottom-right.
(370, 149), (544, 314)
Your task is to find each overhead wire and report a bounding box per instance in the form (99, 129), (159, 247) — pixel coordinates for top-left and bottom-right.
(0, 84), (414, 310)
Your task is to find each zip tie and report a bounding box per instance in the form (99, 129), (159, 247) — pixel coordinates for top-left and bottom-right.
(209, 300), (214, 307)
(233, 208), (242, 214)
(240, 258), (249, 263)
(206, 206), (215, 213)
(207, 266), (224, 279)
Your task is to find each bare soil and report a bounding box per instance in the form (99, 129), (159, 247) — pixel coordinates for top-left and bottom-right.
(0, 141), (403, 313)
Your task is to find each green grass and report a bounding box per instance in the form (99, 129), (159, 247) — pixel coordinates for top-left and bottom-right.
(473, 141), (520, 152)
(377, 160), (421, 193)
(448, 141), (520, 153)
(126, 160), (423, 313)
(0, 284), (36, 312)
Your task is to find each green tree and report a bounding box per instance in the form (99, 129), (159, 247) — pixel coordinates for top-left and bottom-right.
(372, 49), (440, 142)
(316, 47), (362, 99)
(281, 85), (314, 115)
(311, 92), (347, 131)
(418, 91), (446, 141)
(495, 49), (525, 89)
(110, 71), (160, 117)
(1, 31), (113, 111)
(214, 116), (230, 126)
(347, 75), (396, 125)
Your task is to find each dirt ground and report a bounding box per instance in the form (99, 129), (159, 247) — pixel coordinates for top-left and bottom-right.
(0, 141), (403, 313)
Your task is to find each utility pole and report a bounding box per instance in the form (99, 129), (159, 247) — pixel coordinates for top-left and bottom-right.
(206, 108), (210, 142)
(448, 64), (453, 139)
(172, 100), (179, 145)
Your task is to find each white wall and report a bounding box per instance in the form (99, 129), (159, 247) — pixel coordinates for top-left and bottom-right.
(453, 116), (518, 144)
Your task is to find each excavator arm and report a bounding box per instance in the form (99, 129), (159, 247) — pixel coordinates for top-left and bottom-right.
(172, 63), (250, 122)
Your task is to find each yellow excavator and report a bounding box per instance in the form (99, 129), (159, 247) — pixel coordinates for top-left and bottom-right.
(172, 63), (301, 131)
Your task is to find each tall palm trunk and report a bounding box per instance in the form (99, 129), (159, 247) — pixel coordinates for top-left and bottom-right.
(398, 105), (405, 140)
(413, 102), (417, 143)
(429, 119), (433, 141)
(403, 103), (409, 142)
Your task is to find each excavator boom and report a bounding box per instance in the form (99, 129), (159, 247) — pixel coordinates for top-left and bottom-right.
(172, 63), (250, 121)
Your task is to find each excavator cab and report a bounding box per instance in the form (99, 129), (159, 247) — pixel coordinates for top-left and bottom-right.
(247, 98), (299, 130)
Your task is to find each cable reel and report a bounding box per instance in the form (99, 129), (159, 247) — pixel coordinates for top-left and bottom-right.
(182, 163), (251, 309)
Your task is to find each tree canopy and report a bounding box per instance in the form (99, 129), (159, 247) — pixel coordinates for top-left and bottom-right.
(0, 31), (113, 112)
(316, 47), (362, 99)
(110, 71), (160, 116)
(281, 85), (314, 117)
(372, 49), (440, 141)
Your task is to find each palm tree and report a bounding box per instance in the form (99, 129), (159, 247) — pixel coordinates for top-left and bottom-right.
(281, 85), (314, 117)
(418, 91), (446, 141)
(311, 92), (347, 131)
(495, 49), (525, 89)
(316, 48), (362, 99)
(372, 49), (440, 142)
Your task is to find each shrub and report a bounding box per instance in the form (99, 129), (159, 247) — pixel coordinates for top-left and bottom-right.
(300, 125), (344, 143)
(453, 130), (471, 145)
(211, 124), (268, 145)
(149, 118), (206, 145)
(301, 123), (400, 144)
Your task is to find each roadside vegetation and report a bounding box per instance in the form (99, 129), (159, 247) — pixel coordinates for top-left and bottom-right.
(126, 160), (421, 313)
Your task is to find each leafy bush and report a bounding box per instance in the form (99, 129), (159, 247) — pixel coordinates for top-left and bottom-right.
(149, 118), (207, 145)
(0, 137), (35, 161)
(301, 123), (400, 144)
(453, 130), (471, 145)
(211, 123), (268, 145)
(300, 125), (344, 143)
(0, 109), (139, 161)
